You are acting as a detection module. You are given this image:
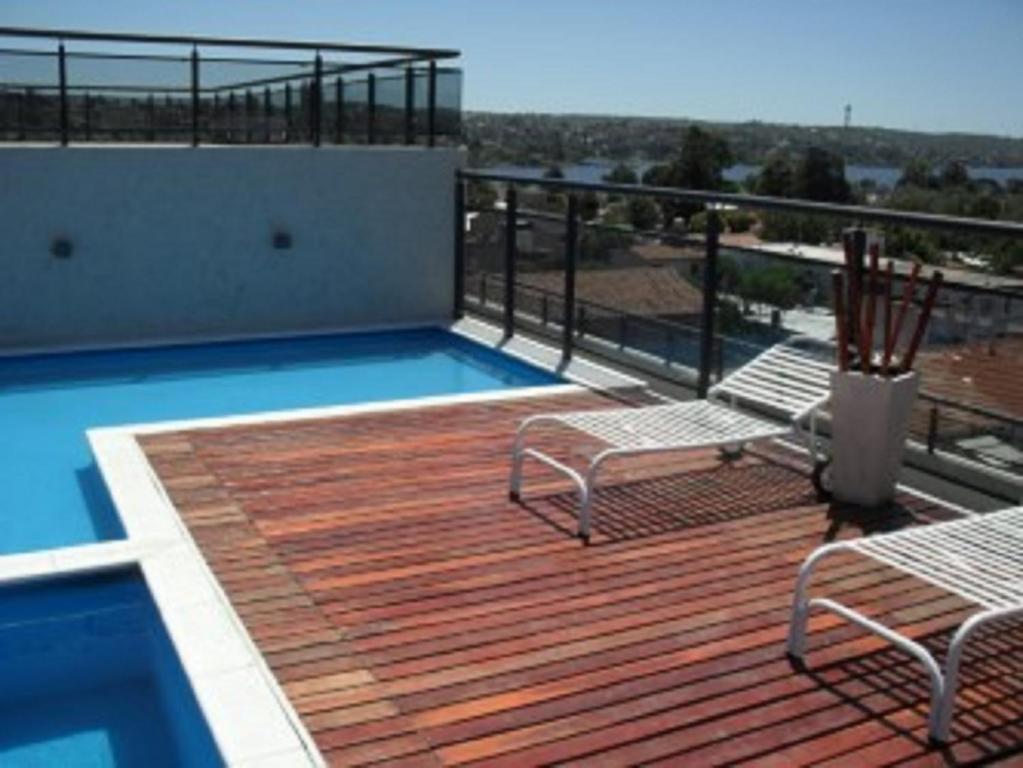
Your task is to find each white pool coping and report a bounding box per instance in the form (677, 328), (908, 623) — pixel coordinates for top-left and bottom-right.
(0, 319), (638, 766)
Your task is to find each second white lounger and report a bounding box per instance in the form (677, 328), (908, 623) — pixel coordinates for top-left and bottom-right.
(509, 340), (834, 542)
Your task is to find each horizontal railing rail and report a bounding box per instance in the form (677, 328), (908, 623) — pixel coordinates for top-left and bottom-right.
(460, 170), (1023, 239)
(0, 27), (462, 147)
(469, 269), (1021, 438)
(0, 26), (460, 58)
(455, 169), (1023, 479)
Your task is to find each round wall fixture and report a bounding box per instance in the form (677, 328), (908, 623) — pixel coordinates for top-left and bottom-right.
(51, 237), (73, 259)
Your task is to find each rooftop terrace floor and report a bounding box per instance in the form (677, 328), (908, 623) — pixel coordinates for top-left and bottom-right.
(141, 390), (1023, 767)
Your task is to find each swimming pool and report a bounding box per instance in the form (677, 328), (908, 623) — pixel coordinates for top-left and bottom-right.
(0, 568), (221, 767)
(0, 328), (561, 554)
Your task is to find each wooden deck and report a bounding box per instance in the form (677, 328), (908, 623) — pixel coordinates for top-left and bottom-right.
(140, 391), (1023, 767)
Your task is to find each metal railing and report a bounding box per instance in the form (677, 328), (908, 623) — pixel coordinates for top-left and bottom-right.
(0, 26), (461, 146)
(456, 169), (1023, 478)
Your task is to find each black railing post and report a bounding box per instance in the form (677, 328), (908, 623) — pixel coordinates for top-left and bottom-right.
(17, 90), (26, 141)
(227, 91), (236, 142)
(311, 53), (322, 147)
(335, 77), (344, 143)
(453, 177), (465, 318)
(190, 46), (199, 146)
(83, 92), (92, 141)
(404, 66), (415, 145)
(562, 194), (579, 360)
(147, 93), (156, 141)
(245, 89), (254, 143)
(57, 42), (68, 145)
(284, 83), (292, 142)
(541, 294), (549, 326)
(427, 60), (437, 147)
(927, 405), (939, 453)
(263, 86), (272, 142)
(697, 206), (721, 397)
(503, 188), (518, 337)
(367, 73), (376, 144)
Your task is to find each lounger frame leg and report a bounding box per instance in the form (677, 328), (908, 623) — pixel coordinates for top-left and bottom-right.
(934, 606), (1023, 742)
(510, 424), (625, 543)
(788, 546), (1022, 743)
(577, 450), (618, 543)
(787, 542), (849, 658)
(509, 415), (559, 502)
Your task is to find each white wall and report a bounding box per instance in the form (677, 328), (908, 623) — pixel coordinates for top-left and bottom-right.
(0, 146), (463, 351)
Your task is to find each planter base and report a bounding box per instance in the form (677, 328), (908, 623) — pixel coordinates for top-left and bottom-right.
(829, 370), (919, 508)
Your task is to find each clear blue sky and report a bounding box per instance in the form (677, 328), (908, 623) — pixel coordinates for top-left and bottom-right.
(3, 0), (1021, 136)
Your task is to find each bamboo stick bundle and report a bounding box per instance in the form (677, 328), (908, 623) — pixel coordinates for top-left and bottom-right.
(830, 233), (943, 377)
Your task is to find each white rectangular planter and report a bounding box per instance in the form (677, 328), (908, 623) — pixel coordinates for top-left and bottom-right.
(830, 370), (919, 507)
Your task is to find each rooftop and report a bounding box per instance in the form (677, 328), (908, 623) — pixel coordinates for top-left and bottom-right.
(142, 390), (1023, 766)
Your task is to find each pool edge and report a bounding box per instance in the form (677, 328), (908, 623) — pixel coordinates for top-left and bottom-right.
(0, 319), (638, 766)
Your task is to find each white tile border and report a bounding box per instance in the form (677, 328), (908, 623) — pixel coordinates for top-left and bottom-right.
(0, 319), (634, 766)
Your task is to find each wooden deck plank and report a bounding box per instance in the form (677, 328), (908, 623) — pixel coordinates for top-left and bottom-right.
(140, 390), (1023, 767)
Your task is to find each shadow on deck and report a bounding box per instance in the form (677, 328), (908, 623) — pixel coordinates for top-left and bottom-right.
(140, 389), (1023, 767)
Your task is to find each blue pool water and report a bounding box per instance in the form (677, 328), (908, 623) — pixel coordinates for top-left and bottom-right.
(0, 569), (221, 766)
(0, 328), (560, 554)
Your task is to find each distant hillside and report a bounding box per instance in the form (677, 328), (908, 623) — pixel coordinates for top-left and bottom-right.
(464, 111), (1023, 169)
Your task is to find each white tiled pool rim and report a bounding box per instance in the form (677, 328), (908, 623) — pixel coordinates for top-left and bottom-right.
(0, 319), (642, 766)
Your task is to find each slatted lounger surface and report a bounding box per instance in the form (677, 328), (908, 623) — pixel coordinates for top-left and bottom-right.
(787, 505), (1023, 743)
(509, 341), (834, 541)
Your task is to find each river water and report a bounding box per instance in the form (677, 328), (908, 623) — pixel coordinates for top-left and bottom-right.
(484, 161), (1023, 189)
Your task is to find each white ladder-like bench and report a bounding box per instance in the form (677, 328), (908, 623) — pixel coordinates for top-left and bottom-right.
(509, 341), (834, 542)
(787, 505), (1023, 743)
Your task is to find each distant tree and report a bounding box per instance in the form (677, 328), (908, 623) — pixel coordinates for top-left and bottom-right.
(602, 201), (631, 227)
(939, 160), (970, 188)
(739, 265), (801, 316)
(969, 194), (1002, 220)
(886, 226), (943, 265)
(898, 158), (933, 188)
(756, 152), (795, 197)
(717, 255), (743, 293)
(794, 147), (851, 203)
(688, 210), (709, 233)
(644, 126), (735, 224)
(641, 163), (672, 186)
(759, 212), (833, 245)
(724, 210), (755, 233)
(543, 164), (565, 180)
(673, 126), (734, 191)
(990, 241), (1023, 275)
(579, 228), (629, 263)
(603, 163), (638, 185)
(628, 197), (660, 231)
(579, 191), (601, 222)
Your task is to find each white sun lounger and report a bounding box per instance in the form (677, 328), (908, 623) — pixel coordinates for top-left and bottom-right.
(787, 505), (1023, 743)
(509, 340), (834, 542)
